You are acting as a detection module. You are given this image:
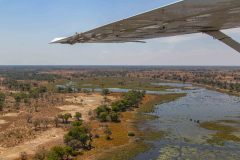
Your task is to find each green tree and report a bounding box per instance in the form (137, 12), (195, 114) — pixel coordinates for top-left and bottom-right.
(71, 121), (82, 127)
(110, 112), (120, 122)
(64, 126), (91, 149)
(63, 146), (74, 159)
(74, 112), (82, 121)
(47, 146), (66, 160)
(33, 147), (48, 160)
(96, 105), (111, 116)
(63, 113), (72, 124)
(98, 112), (108, 122)
(102, 89), (110, 96)
(66, 139), (81, 151)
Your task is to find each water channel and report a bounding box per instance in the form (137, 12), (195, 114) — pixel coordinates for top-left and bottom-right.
(134, 83), (240, 160)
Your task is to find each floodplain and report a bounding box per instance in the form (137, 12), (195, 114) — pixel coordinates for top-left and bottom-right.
(0, 66), (239, 160)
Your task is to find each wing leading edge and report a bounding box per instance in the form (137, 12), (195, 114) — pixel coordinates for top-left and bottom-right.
(51, 0), (240, 53)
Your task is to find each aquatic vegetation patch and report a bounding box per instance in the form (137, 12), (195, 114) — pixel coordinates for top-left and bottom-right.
(140, 130), (166, 141)
(98, 141), (150, 160)
(200, 122), (238, 132)
(157, 146), (181, 160)
(218, 120), (239, 124)
(200, 121), (240, 145)
(135, 113), (159, 122)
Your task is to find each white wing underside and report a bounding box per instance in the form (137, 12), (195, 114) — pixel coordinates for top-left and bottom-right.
(51, 0), (240, 52)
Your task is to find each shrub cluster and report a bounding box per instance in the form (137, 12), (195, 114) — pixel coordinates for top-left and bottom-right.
(64, 125), (92, 151)
(96, 90), (145, 122)
(96, 105), (120, 122)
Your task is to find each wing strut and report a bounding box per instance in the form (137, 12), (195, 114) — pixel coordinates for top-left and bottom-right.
(204, 31), (240, 53)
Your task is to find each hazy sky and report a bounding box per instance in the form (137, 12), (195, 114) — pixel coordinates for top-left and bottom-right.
(1, 0), (240, 66)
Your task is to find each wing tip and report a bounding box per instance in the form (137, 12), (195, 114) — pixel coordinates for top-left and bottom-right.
(50, 37), (67, 44)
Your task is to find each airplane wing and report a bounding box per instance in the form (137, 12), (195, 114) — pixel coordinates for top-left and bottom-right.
(51, 0), (240, 53)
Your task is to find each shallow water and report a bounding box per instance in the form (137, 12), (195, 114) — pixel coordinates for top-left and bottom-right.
(134, 83), (240, 160)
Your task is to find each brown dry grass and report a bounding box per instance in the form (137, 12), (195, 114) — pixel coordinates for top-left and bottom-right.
(78, 94), (169, 160)
(0, 92), (118, 160)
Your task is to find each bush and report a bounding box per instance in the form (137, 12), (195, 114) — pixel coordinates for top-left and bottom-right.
(128, 132), (135, 137)
(105, 135), (112, 140)
(47, 146), (73, 160)
(47, 146), (66, 160)
(34, 147), (48, 160)
(63, 146), (74, 157)
(111, 101), (126, 112)
(102, 88), (110, 96)
(98, 112), (111, 122)
(96, 105), (111, 116)
(110, 112), (120, 122)
(67, 139), (82, 150)
(104, 127), (112, 140)
(94, 134), (100, 138)
(71, 121), (82, 127)
(111, 105), (121, 112)
(74, 112), (82, 121)
(63, 113), (72, 123)
(64, 126), (91, 150)
(20, 152), (28, 160)
(98, 112), (108, 122)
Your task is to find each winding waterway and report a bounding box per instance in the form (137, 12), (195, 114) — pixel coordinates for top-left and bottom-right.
(134, 83), (240, 160)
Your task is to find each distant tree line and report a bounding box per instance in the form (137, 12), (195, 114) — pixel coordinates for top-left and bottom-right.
(2, 72), (61, 81)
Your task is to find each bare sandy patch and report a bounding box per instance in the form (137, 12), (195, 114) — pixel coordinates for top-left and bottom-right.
(0, 112), (19, 127)
(59, 93), (117, 121)
(0, 128), (65, 160)
(65, 93), (106, 106)
(58, 104), (95, 121)
(0, 120), (7, 125)
(2, 112), (20, 117)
